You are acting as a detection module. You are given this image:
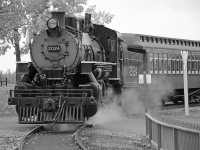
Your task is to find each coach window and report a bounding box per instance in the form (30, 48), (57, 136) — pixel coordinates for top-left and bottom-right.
(198, 56), (200, 73)
(190, 55), (193, 73)
(140, 36), (144, 42)
(180, 41), (183, 45)
(171, 54), (175, 73)
(180, 57), (183, 73)
(195, 56), (198, 74)
(175, 55), (180, 73)
(163, 54), (167, 73)
(154, 53), (158, 73)
(187, 56), (191, 74)
(168, 54), (172, 73)
(149, 53), (153, 73)
(159, 53), (163, 73)
(184, 41), (187, 46)
(155, 38), (158, 43)
(173, 54), (176, 73)
(191, 55), (195, 73)
(177, 54), (180, 73)
(164, 39), (167, 44)
(145, 37), (148, 42)
(187, 55), (190, 73)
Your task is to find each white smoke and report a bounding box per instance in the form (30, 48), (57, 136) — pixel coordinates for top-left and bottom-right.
(88, 79), (174, 125)
(87, 103), (124, 125)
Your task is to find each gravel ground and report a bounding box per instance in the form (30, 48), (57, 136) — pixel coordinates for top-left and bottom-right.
(0, 84), (155, 150)
(0, 116), (36, 150)
(0, 84), (37, 150)
(158, 106), (200, 124)
(79, 115), (155, 150)
(5, 84), (200, 149)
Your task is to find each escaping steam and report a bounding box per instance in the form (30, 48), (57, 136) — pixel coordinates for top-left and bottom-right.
(88, 88), (145, 125)
(88, 79), (174, 125)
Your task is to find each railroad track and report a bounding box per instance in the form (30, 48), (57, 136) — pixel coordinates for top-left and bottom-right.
(19, 124), (88, 150)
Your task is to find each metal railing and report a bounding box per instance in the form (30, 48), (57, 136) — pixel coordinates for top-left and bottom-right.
(146, 111), (200, 150)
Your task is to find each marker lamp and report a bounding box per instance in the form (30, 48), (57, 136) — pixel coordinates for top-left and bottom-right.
(47, 18), (58, 29)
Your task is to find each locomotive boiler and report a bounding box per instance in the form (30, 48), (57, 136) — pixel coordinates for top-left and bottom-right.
(8, 12), (115, 124)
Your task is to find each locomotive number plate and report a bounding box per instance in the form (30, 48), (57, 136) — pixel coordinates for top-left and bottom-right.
(47, 45), (61, 52)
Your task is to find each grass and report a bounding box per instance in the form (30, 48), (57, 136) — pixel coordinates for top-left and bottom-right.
(0, 84), (16, 116)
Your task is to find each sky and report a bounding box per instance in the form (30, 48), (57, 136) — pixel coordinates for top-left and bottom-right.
(0, 0), (200, 73)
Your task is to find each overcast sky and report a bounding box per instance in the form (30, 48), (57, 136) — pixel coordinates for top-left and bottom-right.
(88, 0), (200, 40)
(0, 0), (200, 73)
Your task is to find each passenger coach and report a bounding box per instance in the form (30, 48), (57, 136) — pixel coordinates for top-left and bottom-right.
(122, 33), (200, 105)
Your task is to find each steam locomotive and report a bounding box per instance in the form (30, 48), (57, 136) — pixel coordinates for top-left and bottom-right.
(8, 11), (122, 124)
(8, 11), (200, 124)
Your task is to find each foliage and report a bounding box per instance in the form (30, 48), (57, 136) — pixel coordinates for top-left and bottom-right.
(0, 0), (49, 60)
(0, 0), (115, 61)
(50, 0), (87, 14)
(85, 5), (115, 25)
(0, 0), (25, 59)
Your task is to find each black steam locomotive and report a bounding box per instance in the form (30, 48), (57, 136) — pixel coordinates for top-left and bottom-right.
(8, 11), (200, 124)
(8, 12), (121, 124)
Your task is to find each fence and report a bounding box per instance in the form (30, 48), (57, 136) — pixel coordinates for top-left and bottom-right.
(0, 78), (7, 86)
(146, 111), (200, 150)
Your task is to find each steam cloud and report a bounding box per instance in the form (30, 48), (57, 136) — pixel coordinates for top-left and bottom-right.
(88, 79), (174, 125)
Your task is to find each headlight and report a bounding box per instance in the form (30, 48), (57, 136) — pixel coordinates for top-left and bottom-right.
(47, 18), (58, 29)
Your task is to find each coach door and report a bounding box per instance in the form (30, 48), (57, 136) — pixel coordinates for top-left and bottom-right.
(118, 41), (125, 81)
(123, 50), (144, 88)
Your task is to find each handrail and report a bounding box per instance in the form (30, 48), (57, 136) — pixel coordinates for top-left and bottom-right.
(146, 111), (200, 150)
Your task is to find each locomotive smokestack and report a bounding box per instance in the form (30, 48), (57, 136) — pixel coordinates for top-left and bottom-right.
(51, 11), (65, 29)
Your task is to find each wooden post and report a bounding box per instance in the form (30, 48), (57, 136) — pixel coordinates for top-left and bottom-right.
(181, 51), (189, 116)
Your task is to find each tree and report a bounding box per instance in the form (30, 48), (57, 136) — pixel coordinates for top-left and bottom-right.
(0, 0), (49, 61)
(85, 5), (115, 25)
(0, 0), (114, 64)
(0, 0), (26, 61)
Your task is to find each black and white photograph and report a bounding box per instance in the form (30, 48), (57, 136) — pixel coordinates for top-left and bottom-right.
(0, 0), (200, 149)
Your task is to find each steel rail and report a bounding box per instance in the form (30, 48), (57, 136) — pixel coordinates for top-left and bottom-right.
(19, 125), (43, 150)
(18, 124), (88, 150)
(75, 125), (88, 150)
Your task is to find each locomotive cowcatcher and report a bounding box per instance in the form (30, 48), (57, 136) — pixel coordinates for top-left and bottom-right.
(7, 11), (124, 124)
